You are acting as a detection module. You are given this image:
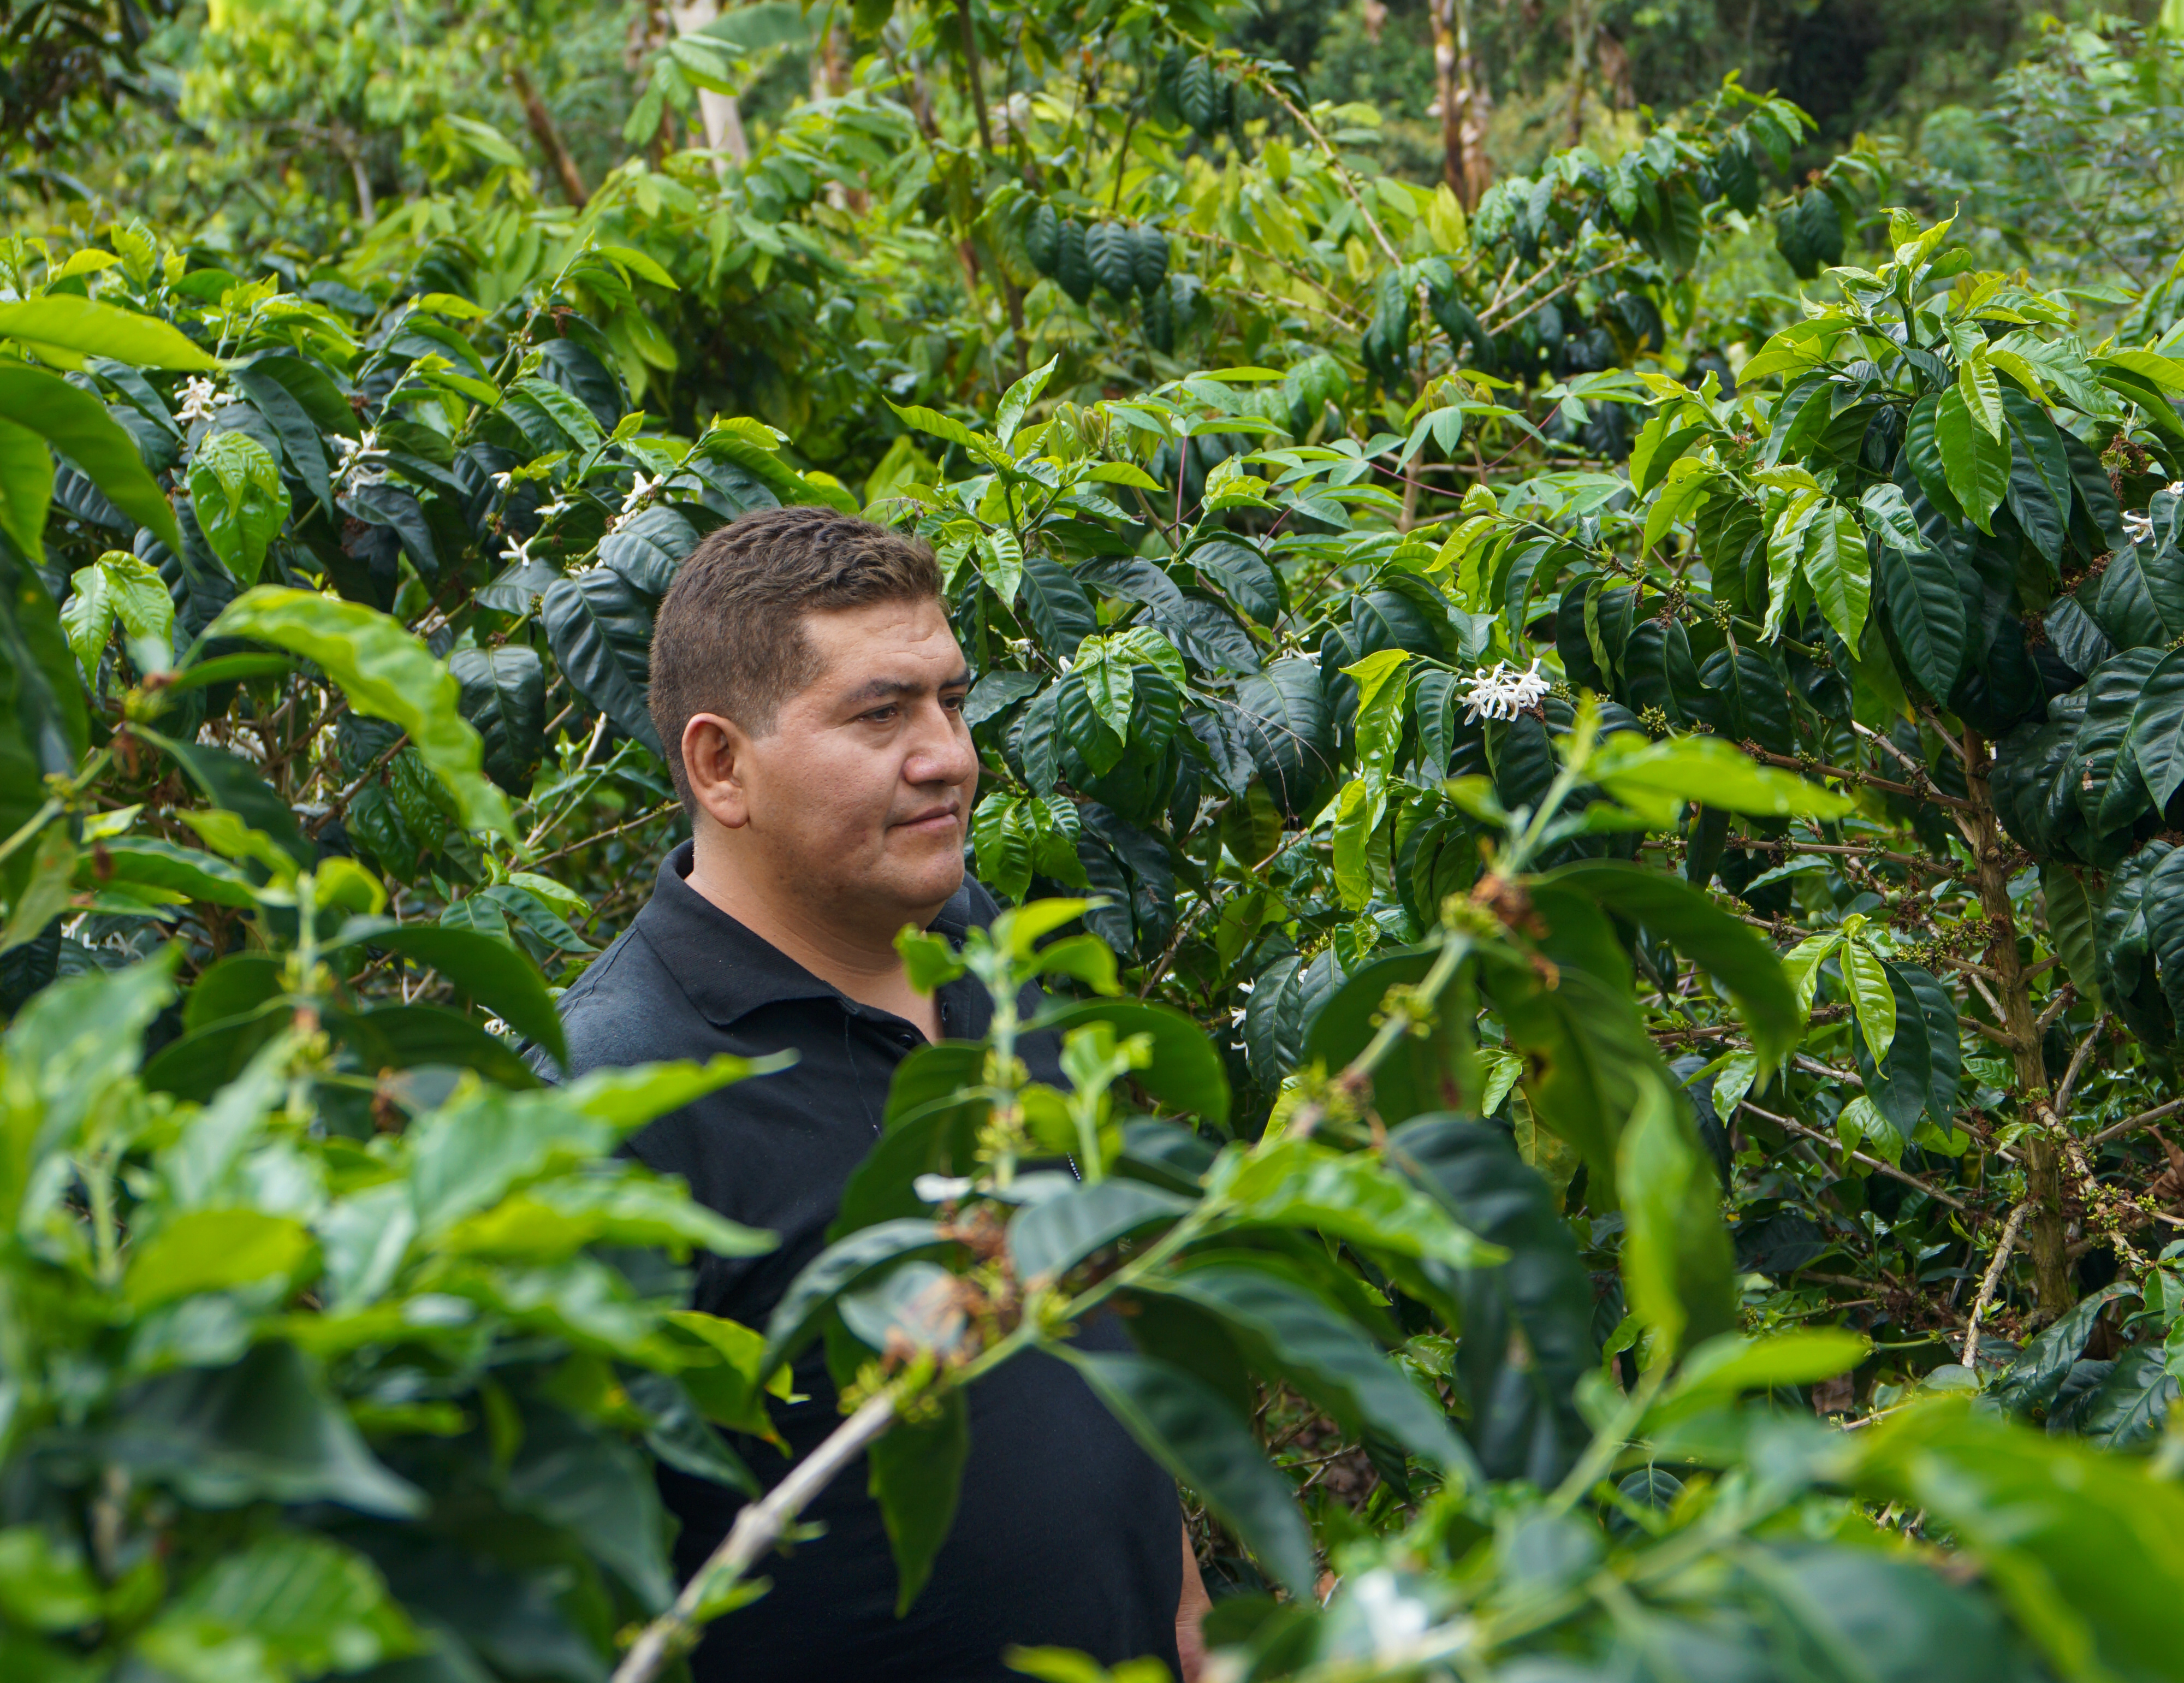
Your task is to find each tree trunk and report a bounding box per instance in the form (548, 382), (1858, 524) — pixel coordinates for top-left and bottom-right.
(669, 0), (749, 171)
(330, 118), (375, 225)
(1431, 0), (1491, 210)
(1433, 0), (1465, 203)
(1960, 729), (2076, 1315)
(955, 0), (994, 157)
(506, 58), (590, 206)
(1568, 0), (1588, 147)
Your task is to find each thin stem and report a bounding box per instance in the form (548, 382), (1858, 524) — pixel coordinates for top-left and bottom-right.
(1257, 82), (1404, 267)
(2087, 1094), (2184, 1148)
(527, 801), (680, 870)
(1960, 1201), (2028, 1372)
(1739, 1100), (1969, 1212)
(610, 1388), (902, 1683)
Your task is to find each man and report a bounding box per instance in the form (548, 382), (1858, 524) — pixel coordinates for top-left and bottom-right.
(555, 505), (1211, 1682)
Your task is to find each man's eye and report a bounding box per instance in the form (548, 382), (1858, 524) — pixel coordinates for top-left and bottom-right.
(863, 706), (899, 723)
(942, 692), (966, 711)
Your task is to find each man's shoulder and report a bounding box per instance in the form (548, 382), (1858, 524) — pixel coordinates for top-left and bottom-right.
(556, 922), (699, 1077)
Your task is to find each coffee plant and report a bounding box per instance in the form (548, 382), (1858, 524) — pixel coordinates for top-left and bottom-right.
(6, 3), (2184, 1678)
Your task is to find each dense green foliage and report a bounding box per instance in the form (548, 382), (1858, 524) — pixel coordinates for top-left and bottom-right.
(9, 3), (2184, 1681)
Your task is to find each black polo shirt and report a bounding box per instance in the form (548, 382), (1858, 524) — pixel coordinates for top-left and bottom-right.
(555, 842), (1182, 1683)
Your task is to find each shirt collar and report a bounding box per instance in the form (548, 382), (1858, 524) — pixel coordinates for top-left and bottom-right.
(632, 840), (982, 1030)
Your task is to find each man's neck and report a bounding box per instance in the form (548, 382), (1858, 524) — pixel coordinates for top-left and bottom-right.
(684, 841), (942, 1039)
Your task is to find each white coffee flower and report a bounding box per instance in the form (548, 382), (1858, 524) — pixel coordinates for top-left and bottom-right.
(1460, 657), (1551, 724)
(333, 430), (382, 480)
(501, 533), (536, 567)
(175, 376), (222, 424)
(2123, 509), (2155, 543)
(913, 1174), (975, 1204)
(620, 470), (658, 514)
(490, 469), (515, 492)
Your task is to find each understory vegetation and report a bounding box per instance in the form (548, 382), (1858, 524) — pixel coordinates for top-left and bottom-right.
(5, 1), (2184, 1679)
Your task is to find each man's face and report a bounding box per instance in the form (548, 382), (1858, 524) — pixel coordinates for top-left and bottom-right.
(710, 596), (976, 931)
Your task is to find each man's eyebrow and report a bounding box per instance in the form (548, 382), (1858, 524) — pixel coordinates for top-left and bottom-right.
(842, 670), (972, 705)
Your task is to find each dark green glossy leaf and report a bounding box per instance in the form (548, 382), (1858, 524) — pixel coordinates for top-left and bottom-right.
(1541, 861), (1800, 1065)
(1876, 541), (1967, 698)
(1698, 642), (1795, 754)
(1848, 959), (1932, 1140)
(2143, 845), (2184, 1028)
(327, 1003), (543, 1089)
(1934, 387), (2009, 533)
(868, 1385), (969, 1614)
(450, 643), (546, 795)
(98, 1342), (422, 1515)
(1990, 1282), (2138, 1415)
(1017, 552), (1098, 657)
(540, 569), (662, 757)
(1900, 964), (1962, 1127)
(0, 362), (182, 556)
(1061, 1348), (1316, 1596)
(1389, 1116), (1596, 1484)
(761, 1219), (956, 1376)
(2124, 647), (2184, 809)
(1148, 1261), (1473, 1474)
(2093, 549), (2170, 650)
(328, 922), (566, 1064)
(597, 504), (699, 597)
(1233, 656), (1333, 815)
(2077, 649), (2164, 834)
(2075, 1346), (2180, 1449)
(1040, 998), (1231, 1130)
(1008, 1178), (1194, 1282)
(1903, 394), (1966, 525)
(0, 547), (89, 841)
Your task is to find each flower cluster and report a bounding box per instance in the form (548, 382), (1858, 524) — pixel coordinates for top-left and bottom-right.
(1460, 657), (1551, 724)
(2122, 481), (2184, 545)
(333, 429), (386, 490)
(174, 376), (224, 424)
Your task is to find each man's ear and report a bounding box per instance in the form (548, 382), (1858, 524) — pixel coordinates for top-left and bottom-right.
(681, 713), (753, 831)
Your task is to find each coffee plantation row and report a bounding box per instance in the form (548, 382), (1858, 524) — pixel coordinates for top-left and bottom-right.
(4, 4), (2184, 1680)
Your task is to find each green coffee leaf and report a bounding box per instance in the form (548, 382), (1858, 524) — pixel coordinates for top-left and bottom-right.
(1934, 386), (2009, 534)
(1800, 500), (1870, 650)
(1616, 1078), (1736, 1355)
(0, 295), (221, 369)
(1839, 938), (1898, 1062)
(0, 361), (182, 555)
(1061, 1347), (1316, 1596)
(188, 429), (290, 584)
(207, 587), (514, 836)
(1591, 734), (1855, 823)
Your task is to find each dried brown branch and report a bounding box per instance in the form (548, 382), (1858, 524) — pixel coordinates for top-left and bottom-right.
(1740, 1100), (1970, 1212)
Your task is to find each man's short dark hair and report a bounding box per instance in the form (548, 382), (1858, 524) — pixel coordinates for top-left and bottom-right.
(648, 503), (944, 811)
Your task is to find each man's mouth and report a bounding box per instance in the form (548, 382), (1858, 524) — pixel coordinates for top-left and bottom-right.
(894, 805), (961, 835)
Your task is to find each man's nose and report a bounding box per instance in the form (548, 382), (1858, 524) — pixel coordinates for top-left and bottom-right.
(906, 700), (977, 785)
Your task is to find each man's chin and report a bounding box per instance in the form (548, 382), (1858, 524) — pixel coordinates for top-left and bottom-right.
(880, 845), (966, 925)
